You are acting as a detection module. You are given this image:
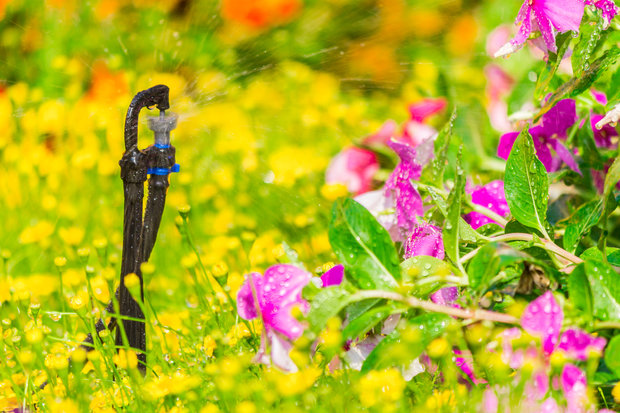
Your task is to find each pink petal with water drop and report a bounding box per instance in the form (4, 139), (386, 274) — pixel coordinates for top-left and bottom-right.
(521, 291), (563, 355)
(404, 223), (444, 259)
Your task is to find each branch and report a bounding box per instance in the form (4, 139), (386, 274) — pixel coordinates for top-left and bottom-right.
(352, 290), (519, 325)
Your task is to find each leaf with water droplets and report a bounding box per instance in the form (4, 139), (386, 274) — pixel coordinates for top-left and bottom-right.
(421, 109), (455, 187)
(563, 199), (603, 254)
(329, 198), (400, 291)
(443, 156), (465, 269)
(583, 258), (620, 321)
(306, 285), (356, 334)
(425, 185), (482, 243)
(504, 128), (550, 238)
(571, 17), (605, 78)
(536, 47), (620, 121)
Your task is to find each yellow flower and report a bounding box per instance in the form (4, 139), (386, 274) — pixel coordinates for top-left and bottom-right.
(271, 367), (321, 396)
(59, 226), (85, 246)
(425, 389), (456, 410)
(235, 401), (256, 413)
(358, 368), (405, 408)
(612, 381), (620, 403)
(18, 221), (54, 244)
(320, 183), (348, 200)
(88, 275), (110, 303)
(49, 398), (79, 413)
(427, 337), (450, 359)
(203, 335), (217, 357)
(113, 349), (138, 370)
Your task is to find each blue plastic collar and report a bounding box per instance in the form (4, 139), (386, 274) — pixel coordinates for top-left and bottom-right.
(148, 164), (180, 175)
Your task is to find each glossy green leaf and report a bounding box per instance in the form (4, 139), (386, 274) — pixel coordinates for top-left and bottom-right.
(504, 128), (550, 238)
(536, 47), (620, 121)
(307, 286), (356, 334)
(444, 162), (465, 266)
(342, 304), (402, 342)
(535, 32), (572, 99)
(571, 18), (604, 77)
(563, 199), (603, 254)
(421, 110), (455, 187)
(604, 335), (620, 378)
(468, 242), (501, 293)
(361, 313), (450, 372)
(329, 198), (400, 290)
(583, 258), (620, 321)
(567, 264), (593, 321)
(425, 186), (481, 243)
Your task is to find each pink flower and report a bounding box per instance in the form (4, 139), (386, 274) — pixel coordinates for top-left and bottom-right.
(584, 0), (619, 27)
(557, 328), (607, 360)
(320, 264), (344, 287)
(363, 98), (446, 149)
(485, 65), (514, 133)
(498, 99), (580, 173)
(495, 0), (585, 57)
(561, 363), (589, 412)
(363, 120), (398, 146)
(402, 98), (447, 147)
(385, 139), (424, 237)
(237, 264), (344, 371)
(238, 264), (311, 341)
(521, 291), (564, 355)
(464, 180), (510, 229)
(325, 147), (379, 195)
(404, 223), (444, 259)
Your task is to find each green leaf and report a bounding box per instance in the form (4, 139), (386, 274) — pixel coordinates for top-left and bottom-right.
(467, 243), (527, 295)
(563, 199), (603, 253)
(401, 255), (451, 280)
(400, 255), (453, 297)
(307, 286), (357, 334)
(329, 198), (400, 290)
(361, 313), (450, 372)
(571, 18), (604, 77)
(342, 305), (402, 342)
(583, 258), (620, 321)
(604, 335), (620, 378)
(424, 185), (481, 243)
(568, 264), (593, 321)
(468, 242), (501, 293)
(536, 47), (620, 120)
(443, 162), (465, 266)
(421, 110), (456, 187)
(602, 154), (620, 219)
(535, 32), (573, 100)
(504, 128), (550, 238)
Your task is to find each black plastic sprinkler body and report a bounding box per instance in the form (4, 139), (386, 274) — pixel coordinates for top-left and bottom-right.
(80, 84), (178, 374)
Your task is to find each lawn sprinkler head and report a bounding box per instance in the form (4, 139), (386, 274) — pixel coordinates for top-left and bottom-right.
(148, 111), (178, 148)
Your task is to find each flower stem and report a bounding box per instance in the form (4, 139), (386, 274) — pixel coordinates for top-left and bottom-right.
(352, 290), (519, 325)
(459, 233), (582, 268)
(593, 321), (620, 330)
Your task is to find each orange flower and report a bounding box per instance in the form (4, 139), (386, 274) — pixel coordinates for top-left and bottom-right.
(221, 0), (301, 29)
(85, 61), (129, 103)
